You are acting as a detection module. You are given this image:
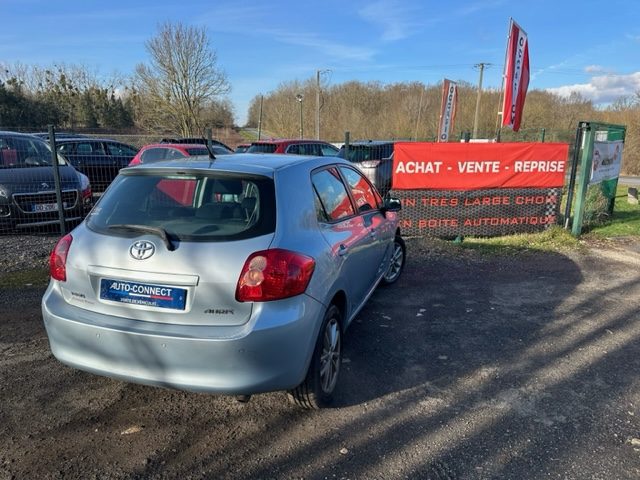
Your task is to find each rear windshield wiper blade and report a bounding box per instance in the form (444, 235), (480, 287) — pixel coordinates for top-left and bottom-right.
(108, 224), (176, 251)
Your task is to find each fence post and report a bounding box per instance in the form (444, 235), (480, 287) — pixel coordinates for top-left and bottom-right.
(344, 131), (350, 160)
(48, 125), (66, 235)
(563, 124), (585, 229)
(206, 128), (212, 150)
(541, 128), (546, 142)
(571, 123), (594, 236)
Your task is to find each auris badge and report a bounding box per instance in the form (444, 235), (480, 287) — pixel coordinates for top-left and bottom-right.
(129, 240), (155, 260)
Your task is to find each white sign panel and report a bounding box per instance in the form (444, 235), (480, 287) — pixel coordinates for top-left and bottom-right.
(590, 140), (623, 184)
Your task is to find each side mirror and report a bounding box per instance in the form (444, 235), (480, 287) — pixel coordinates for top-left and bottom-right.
(382, 197), (402, 214)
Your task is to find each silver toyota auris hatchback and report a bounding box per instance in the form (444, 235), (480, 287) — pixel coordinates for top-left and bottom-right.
(42, 154), (405, 408)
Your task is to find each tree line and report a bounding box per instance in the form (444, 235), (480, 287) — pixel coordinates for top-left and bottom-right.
(247, 79), (640, 175)
(0, 23), (234, 137)
(0, 21), (637, 174)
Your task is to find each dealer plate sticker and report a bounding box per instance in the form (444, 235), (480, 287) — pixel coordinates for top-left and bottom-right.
(100, 279), (187, 310)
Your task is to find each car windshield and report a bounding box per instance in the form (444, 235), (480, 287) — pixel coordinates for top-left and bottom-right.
(247, 143), (277, 154)
(338, 144), (393, 162)
(86, 171), (276, 242)
(0, 136), (56, 168)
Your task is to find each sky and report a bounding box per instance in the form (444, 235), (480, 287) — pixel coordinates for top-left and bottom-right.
(2, 0), (639, 125)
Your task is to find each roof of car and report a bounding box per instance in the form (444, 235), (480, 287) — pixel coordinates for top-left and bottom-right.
(0, 130), (47, 138)
(55, 137), (128, 143)
(344, 140), (395, 146)
(252, 139), (335, 145)
(142, 143), (208, 149)
(123, 153), (350, 176)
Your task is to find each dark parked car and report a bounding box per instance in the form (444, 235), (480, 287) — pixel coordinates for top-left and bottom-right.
(56, 138), (139, 191)
(160, 137), (233, 152)
(338, 140), (394, 195)
(247, 139), (339, 156)
(0, 131), (92, 232)
(31, 132), (89, 141)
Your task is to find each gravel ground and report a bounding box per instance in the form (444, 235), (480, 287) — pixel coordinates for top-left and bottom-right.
(0, 234), (58, 273)
(1, 236), (640, 479)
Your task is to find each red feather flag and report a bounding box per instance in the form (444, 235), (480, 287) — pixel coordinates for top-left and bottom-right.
(501, 19), (530, 132)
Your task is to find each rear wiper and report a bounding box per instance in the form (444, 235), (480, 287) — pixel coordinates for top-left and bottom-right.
(108, 224), (176, 251)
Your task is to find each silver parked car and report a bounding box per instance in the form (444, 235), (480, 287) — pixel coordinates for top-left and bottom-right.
(42, 154), (405, 408)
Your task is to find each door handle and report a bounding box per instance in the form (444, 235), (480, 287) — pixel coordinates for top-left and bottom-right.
(338, 244), (349, 257)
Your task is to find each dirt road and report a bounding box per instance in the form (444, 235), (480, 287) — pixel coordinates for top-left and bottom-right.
(1, 237), (639, 479)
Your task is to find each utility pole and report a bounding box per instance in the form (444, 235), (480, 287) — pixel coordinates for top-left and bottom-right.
(315, 69), (330, 140)
(473, 63), (491, 139)
(316, 70), (320, 140)
(257, 95), (263, 140)
(296, 94), (304, 139)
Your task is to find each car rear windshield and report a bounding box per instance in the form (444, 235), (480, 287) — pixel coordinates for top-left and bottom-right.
(0, 136), (55, 168)
(247, 143), (278, 154)
(338, 144), (394, 162)
(86, 171), (276, 242)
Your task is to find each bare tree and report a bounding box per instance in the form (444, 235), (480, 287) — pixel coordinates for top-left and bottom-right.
(134, 22), (231, 136)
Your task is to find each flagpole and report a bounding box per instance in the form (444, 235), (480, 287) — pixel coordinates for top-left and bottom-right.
(495, 17), (513, 141)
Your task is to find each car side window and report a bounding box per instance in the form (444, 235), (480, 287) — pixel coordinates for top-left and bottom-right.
(339, 166), (381, 212)
(57, 143), (74, 155)
(321, 144), (339, 156)
(107, 142), (137, 156)
(311, 167), (355, 222)
(286, 144), (301, 155)
(166, 148), (187, 160)
(303, 144), (319, 156)
(76, 142), (106, 155)
(140, 148), (169, 163)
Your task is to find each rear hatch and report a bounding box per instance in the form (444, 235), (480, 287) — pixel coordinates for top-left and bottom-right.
(61, 168), (276, 327)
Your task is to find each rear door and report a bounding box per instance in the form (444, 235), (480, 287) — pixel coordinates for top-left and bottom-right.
(311, 166), (379, 310)
(105, 141), (139, 170)
(59, 141), (113, 190)
(338, 165), (393, 278)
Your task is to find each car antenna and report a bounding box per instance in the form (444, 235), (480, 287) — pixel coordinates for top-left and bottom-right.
(202, 136), (216, 162)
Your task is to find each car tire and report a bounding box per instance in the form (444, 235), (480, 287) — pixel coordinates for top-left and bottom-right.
(381, 235), (406, 286)
(288, 305), (342, 409)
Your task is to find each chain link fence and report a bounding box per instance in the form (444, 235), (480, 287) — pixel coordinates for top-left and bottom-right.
(0, 125), (585, 239)
(0, 126), (244, 237)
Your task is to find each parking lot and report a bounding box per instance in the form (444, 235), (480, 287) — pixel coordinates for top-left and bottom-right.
(1, 236), (640, 479)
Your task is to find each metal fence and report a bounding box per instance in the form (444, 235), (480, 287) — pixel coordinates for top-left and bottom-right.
(0, 125), (580, 237)
(0, 126), (242, 236)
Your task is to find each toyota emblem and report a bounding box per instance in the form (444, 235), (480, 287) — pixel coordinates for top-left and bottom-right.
(129, 240), (156, 260)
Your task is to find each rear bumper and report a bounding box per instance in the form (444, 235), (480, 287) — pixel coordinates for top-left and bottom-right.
(42, 282), (325, 395)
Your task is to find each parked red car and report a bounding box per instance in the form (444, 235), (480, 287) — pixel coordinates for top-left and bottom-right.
(129, 143), (233, 166)
(235, 143), (251, 153)
(246, 139), (339, 156)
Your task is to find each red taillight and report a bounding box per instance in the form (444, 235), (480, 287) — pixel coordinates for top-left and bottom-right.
(49, 234), (73, 281)
(82, 186), (92, 204)
(236, 249), (315, 302)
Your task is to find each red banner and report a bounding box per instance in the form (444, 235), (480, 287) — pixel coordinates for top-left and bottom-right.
(393, 142), (569, 190)
(438, 79), (458, 142)
(501, 19), (530, 132)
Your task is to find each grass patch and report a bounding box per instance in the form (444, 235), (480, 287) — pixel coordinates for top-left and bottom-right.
(586, 187), (640, 237)
(0, 267), (49, 288)
(453, 226), (582, 255)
